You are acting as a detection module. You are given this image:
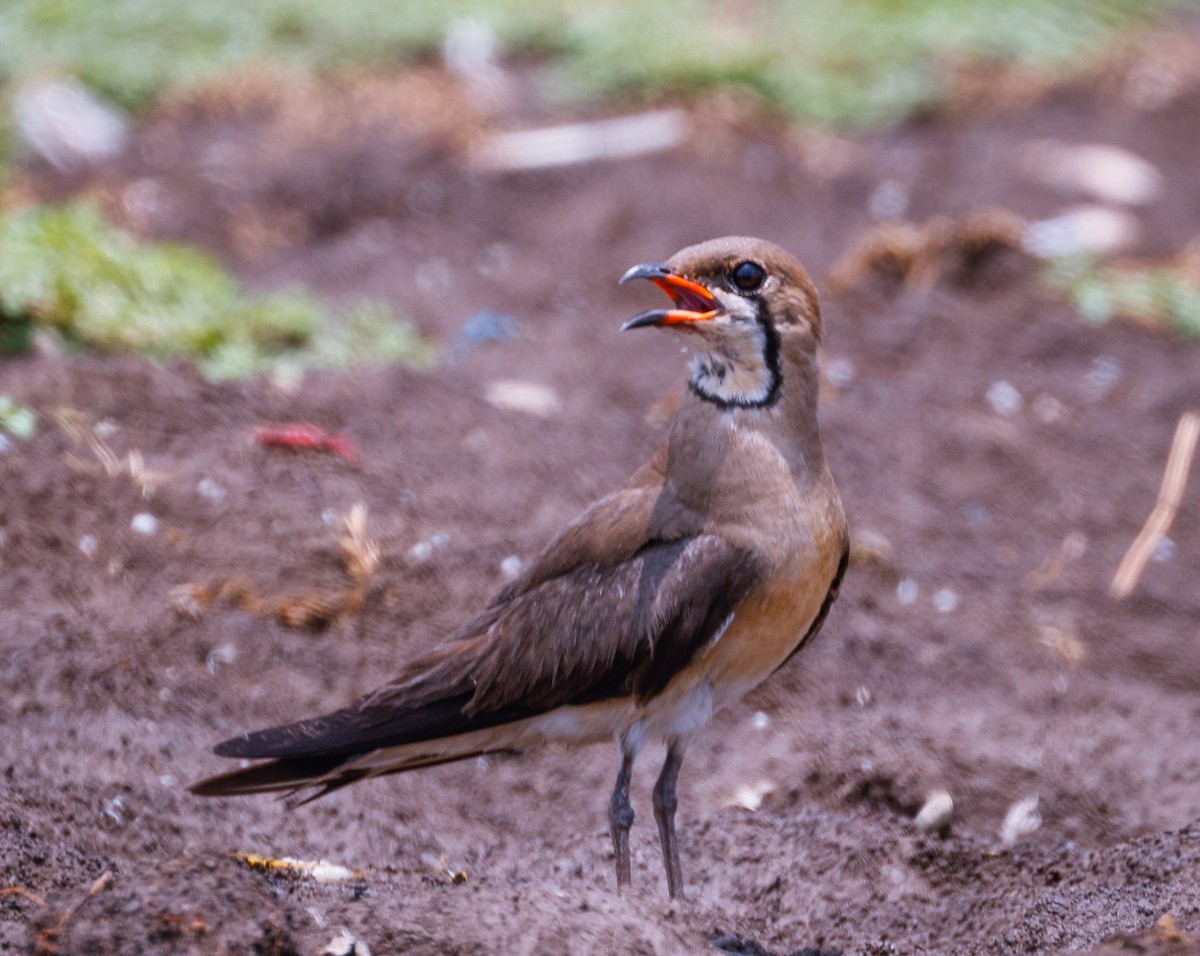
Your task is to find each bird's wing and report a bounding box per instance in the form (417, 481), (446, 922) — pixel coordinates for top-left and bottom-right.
(211, 530), (761, 763)
(488, 454), (702, 604)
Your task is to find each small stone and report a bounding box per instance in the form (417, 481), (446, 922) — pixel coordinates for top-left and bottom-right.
(499, 555), (523, 579)
(896, 578), (919, 605)
(322, 930), (371, 956)
(485, 380), (561, 418)
(1001, 795), (1042, 845)
(825, 357), (856, 389)
(1032, 393), (1066, 425)
(451, 309), (520, 358)
(868, 179), (909, 220)
(415, 258), (452, 296)
(1152, 537), (1175, 563)
(104, 795), (125, 824)
(724, 780), (776, 812)
(408, 541), (433, 562)
(206, 644), (237, 675)
(13, 78), (129, 171)
(986, 380), (1022, 416)
(1019, 140), (1162, 206)
(750, 711), (771, 730)
(1082, 356), (1122, 402)
(914, 791), (954, 835)
(854, 685), (873, 708)
(196, 478), (227, 503)
(130, 513), (158, 536)
(1023, 206), (1140, 258)
(429, 532), (450, 549)
(79, 534), (98, 558)
(309, 862), (357, 885)
(932, 588), (959, 614)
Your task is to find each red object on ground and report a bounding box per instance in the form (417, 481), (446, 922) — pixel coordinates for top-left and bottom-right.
(253, 423), (358, 464)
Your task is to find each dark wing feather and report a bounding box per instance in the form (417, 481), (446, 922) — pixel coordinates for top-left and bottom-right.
(207, 534), (761, 764)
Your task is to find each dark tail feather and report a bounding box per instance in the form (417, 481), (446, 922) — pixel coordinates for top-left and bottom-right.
(189, 754), (349, 798)
(190, 743), (520, 802)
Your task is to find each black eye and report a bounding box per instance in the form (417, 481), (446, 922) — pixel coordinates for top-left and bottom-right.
(730, 260), (765, 292)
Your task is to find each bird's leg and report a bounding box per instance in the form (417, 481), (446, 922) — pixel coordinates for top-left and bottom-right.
(608, 738), (638, 890)
(653, 737), (687, 900)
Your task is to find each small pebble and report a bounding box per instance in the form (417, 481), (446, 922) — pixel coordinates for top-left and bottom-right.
(986, 380), (1022, 416)
(430, 532), (450, 549)
(130, 512), (158, 536)
(1023, 206), (1140, 257)
(310, 862), (357, 885)
(452, 309), (520, 357)
(104, 795), (125, 824)
(1000, 795), (1042, 845)
(1152, 537), (1175, 563)
(1032, 393), (1066, 425)
(322, 509), (339, 526)
(854, 685), (873, 708)
(196, 478), (227, 503)
(825, 357), (856, 389)
(13, 77), (129, 171)
(914, 791), (954, 835)
(932, 588), (959, 613)
(477, 243), (512, 280)
(415, 258), (452, 296)
(867, 178), (909, 220)
(322, 931), (372, 956)
(206, 644), (237, 675)
(896, 578), (919, 605)
(724, 780), (776, 812)
(1082, 356), (1122, 402)
(159, 774), (176, 787)
(1019, 140), (1162, 206)
(485, 380), (561, 418)
(499, 555), (523, 579)
(750, 711), (771, 730)
(409, 541), (433, 562)
(79, 534), (98, 558)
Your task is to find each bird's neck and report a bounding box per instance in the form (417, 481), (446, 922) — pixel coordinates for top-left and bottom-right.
(686, 321), (782, 410)
(665, 335), (827, 511)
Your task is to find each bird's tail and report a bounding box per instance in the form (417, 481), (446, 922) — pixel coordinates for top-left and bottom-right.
(189, 696), (525, 805)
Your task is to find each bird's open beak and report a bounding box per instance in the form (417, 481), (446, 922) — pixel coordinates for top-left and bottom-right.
(619, 262), (720, 330)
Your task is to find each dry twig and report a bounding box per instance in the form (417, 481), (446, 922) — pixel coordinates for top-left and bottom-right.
(34, 871), (111, 956)
(1110, 411), (1200, 599)
(1, 885), (47, 907)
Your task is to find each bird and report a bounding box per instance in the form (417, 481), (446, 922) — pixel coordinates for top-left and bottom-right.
(191, 236), (849, 900)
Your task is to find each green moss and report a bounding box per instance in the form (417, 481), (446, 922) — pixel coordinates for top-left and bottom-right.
(0, 203), (432, 378)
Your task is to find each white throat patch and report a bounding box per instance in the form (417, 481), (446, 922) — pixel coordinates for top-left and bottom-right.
(688, 321), (778, 408)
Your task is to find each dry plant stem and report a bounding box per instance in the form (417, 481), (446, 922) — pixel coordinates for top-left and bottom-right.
(0, 885), (46, 907)
(1111, 411), (1200, 599)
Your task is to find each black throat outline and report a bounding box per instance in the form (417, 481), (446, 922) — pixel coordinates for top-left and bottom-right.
(687, 299), (782, 410)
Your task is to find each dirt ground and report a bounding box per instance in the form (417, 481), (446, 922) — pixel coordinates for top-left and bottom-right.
(3, 46), (1200, 956)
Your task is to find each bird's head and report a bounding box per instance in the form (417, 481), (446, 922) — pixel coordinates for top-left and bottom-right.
(620, 236), (821, 410)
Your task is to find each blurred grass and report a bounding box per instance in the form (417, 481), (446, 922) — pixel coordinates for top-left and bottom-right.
(0, 203), (432, 379)
(0, 0), (1188, 124)
(1045, 254), (1200, 336)
(0, 395), (37, 439)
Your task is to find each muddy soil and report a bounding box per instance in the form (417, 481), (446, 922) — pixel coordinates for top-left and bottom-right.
(3, 53), (1200, 956)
